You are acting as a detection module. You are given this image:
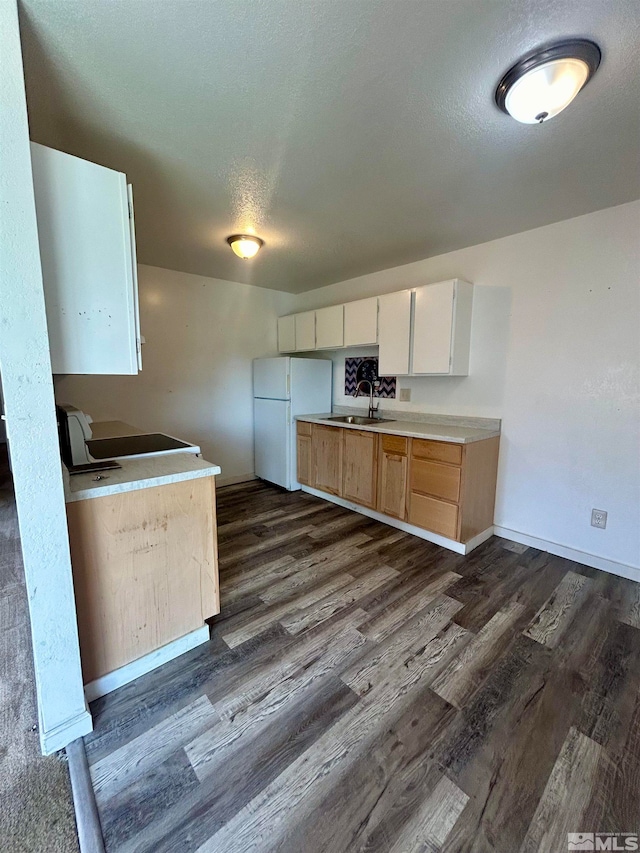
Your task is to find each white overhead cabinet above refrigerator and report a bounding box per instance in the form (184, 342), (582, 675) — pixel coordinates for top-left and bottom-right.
(30, 143), (142, 375)
(253, 357), (332, 490)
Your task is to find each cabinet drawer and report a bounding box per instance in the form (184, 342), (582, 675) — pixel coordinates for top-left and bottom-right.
(411, 458), (461, 503)
(297, 421), (312, 437)
(412, 438), (462, 466)
(381, 434), (408, 455)
(409, 493), (459, 540)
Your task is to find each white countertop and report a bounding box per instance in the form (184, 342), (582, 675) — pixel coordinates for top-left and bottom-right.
(65, 452), (221, 503)
(296, 413), (500, 444)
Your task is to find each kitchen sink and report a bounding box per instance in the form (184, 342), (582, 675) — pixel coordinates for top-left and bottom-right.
(326, 416), (396, 426)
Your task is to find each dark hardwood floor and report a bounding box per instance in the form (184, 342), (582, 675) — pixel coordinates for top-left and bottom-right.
(83, 480), (640, 852)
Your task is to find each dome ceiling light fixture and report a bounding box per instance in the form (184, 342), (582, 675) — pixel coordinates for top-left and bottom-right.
(226, 234), (264, 259)
(495, 39), (601, 124)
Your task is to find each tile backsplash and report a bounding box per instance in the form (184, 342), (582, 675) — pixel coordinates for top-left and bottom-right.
(344, 357), (396, 399)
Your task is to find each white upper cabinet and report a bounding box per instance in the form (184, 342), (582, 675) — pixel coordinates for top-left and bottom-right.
(412, 280), (473, 375)
(30, 143), (141, 375)
(378, 290), (412, 375)
(294, 311), (316, 351)
(315, 305), (344, 349)
(277, 315), (296, 352)
(344, 297), (378, 346)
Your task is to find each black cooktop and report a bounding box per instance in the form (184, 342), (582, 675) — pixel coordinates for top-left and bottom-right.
(87, 433), (192, 459)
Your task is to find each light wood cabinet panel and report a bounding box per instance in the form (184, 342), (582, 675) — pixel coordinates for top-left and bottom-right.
(311, 424), (343, 496)
(377, 443), (409, 520)
(344, 297), (378, 346)
(409, 493), (459, 539)
(411, 458), (461, 503)
(297, 432), (312, 486)
(411, 280), (473, 376)
(381, 434), (409, 455)
(295, 312), (316, 351)
(412, 438), (462, 466)
(277, 315), (296, 352)
(315, 305), (344, 349)
(378, 290), (412, 376)
(67, 476), (219, 684)
(342, 429), (378, 509)
(458, 436), (500, 543)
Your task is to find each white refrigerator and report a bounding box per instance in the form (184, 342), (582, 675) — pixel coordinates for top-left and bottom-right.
(254, 357), (332, 490)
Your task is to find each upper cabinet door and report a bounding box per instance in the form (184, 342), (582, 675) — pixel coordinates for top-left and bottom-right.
(378, 290), (412, 375)
(344, 297), (378, 346)
(294, 311), (316, 351)
(412, 280), (473, 375)
(278, 315), (296, 352)
(315, 305), (344, 349)
(30, 143), (140, 375)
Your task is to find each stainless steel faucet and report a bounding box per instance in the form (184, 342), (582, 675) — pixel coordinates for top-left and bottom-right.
(354, 379), (380, 419)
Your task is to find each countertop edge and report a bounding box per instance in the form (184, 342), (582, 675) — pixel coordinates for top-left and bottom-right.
(295, 415), (501, 444)
(65, 462), (221, 503)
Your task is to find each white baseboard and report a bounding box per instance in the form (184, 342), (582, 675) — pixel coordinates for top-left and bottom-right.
(41, 708), (93, 756)
(301, 485), (492, 555)
(493, 526), (640, 583)
(84, 625), (210, 703)
(216, 473), (257, 488)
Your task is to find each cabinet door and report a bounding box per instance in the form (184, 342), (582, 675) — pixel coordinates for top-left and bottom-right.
(378, 290), (412, 375)
(30, 143), (140, 375)
(315, 305), (344, 349)
(412, 281), (455, 374)
(377, 435), (409, 520)
(342, 429), (378, 508)
(344, 297), (378, 346)
(278, 315), (296, 352)
(412, 280), (473, 375)
(295, 312), (316, 351)
(311, 424), (343, 495)
(296, 422), (312, 485)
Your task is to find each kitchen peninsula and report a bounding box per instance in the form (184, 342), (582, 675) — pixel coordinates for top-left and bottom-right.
(296, 410), (500, 554)
(63, 421), (221, 701)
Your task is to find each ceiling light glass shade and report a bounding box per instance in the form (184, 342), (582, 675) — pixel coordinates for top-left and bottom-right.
(496, 40), (601, 124)
(227, 234), (264, 259)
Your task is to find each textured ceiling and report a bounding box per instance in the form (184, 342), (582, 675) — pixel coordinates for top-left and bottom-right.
(19, 0), (640, 293)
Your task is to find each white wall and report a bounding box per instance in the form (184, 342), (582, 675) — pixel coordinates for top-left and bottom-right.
(0, 0), (90, 753)
(57, 265), (296, 484)
(295, 201), (640, 571)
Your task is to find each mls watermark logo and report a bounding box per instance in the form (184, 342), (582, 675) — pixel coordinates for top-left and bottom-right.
(568, 833), (639, 851)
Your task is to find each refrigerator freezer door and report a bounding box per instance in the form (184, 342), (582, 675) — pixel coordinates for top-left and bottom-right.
(254, 398), (291, 489)
(290, 358), (333, 415)
(253, 357), (290, 401)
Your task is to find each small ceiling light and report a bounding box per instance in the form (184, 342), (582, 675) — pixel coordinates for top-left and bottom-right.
(226, 234), (264, 259)
(495, 39), (601, 124)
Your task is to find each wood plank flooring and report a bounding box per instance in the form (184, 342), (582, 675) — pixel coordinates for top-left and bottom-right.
(83, 480), (640, 852)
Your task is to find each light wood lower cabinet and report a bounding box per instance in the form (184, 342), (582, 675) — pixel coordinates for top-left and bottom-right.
(311, 424), (343, 495)
(300, 419), (500, 546)
(342, 429), (378, 509)
(408, 436), (500, 543)
(66, 476), (219, 684)
(377, 434), (409, 520)
(296, 421), (312, 485)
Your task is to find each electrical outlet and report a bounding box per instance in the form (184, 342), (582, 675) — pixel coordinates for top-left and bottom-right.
(399, 388), (411, 402)
(591, 509), (607, 529)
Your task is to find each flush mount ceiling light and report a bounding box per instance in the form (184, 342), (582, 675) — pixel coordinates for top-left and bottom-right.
(495, 39), (601, 124)
(226, 234), (264, 259)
